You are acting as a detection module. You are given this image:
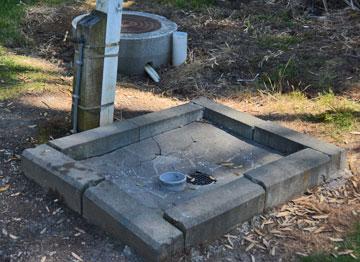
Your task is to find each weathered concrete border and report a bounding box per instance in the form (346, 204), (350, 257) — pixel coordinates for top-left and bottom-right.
(253, 121), (346, 171)
(244, 148), (331, 208)
(49, 103), (204, 160)
(128, 103), (203, 140)
(22, 144), (103, 213)
(192, 97), (265, 140)
(192, 97), (345, 172)
(49, 119), (139, 160)
(83, 180), (184, 261)
(164, 177), (265, 248)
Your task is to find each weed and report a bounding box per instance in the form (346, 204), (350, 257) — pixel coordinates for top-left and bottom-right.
(306, 109), (357, 131)
(303, 90), (360, 132)
(261, 56), (298, 93)
(257, 34), (302, 50)
(252, 10), (295, 28)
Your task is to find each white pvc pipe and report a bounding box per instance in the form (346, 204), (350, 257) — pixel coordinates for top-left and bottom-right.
(145, 64), (160, 83)
(172, 32), (187, 67)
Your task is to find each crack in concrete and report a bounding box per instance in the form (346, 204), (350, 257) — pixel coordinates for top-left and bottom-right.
(152, 137), (162, 156)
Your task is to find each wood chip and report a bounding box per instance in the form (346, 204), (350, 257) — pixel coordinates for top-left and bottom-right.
(312, 214), (329, 219)
(350, 253), (357, 259)
(219, 161), (234, 167)
(279, 227), (292, 232)
(71, 252), (83, 261)
(246, 243), (255, 252)
(256, 244), (267, 250)
(329, 237), (344, 242)
(243, 236), (258, 244)
(338, 249), (354, 256)
(254, 228), (264, 236)
(275, 211), (291, 218)
(9, 233), (19, 240)
(0, 184), (10, 193)
(270, 229), (282, 234)
(41, 256), (46, 262)
(75, 227), (86, 234)
(303, 227), (317, 232)
(270, 246), (276, 256)
(224, 234), (237, 239)
(262, 238), (270, 249)
(314, 226), (327, 234)
(296, 252), (308, 257)
(224, 244), (233, 249)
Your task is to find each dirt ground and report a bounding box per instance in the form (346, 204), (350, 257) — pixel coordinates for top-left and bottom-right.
(23, 0), (360, 99)
(1, 84), (359, 262)
(0, 0), (359, 261)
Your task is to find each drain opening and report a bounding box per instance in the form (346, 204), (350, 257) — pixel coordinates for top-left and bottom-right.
(187, 172), (217, 186)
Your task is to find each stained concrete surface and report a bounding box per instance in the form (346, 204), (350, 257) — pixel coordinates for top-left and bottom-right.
(80, 121), (282, 210)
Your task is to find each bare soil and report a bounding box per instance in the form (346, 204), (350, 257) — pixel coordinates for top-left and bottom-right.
(0, 0), (359, 261)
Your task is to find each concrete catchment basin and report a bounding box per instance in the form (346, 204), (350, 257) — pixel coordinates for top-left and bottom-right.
(22, 98), (345, 261)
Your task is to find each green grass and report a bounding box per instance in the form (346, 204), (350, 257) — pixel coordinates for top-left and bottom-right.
(0, 0), (70, 99)
(160, 0), (215, 8)
(257, 34), (302, 50)
(305, 91), (359, 132)
(301, 223), (360, 262)
(0, 47), (64, 100)
(306, 108), (358, 131)
(0, 0), (71, 46)
(0, 0), (26, 46)
(252, 10), (295, 28)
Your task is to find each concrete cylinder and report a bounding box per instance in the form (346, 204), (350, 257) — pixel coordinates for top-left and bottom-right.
(72, 11), (178, 75)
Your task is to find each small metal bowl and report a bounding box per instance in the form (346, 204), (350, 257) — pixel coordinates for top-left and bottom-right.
(159, 172), (186, 192)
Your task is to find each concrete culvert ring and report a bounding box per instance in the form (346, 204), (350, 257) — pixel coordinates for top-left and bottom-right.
(72, 11), (178, 75)
(121, 14), (162, 34)
(118, 11), (178, 75)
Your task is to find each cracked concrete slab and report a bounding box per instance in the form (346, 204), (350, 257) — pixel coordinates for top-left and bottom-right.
(79, 122), (283, 210)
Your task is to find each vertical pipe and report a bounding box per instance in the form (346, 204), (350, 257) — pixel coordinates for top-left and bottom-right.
(71, 40), (84, 133)
(172, 32), (188, 67)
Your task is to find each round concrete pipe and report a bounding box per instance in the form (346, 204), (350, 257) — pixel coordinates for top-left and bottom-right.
(72, 11), (178, 75)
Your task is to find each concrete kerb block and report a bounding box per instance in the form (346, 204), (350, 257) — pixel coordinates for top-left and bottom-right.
(191, 97), (266, 140)
(128, 103), (204, 140)
(48, 119), (139, 160)
(244, 148), (331, 208)
(83, 180), (184, 261)
(253, 121), (346, 171)
(164, 177), (265, 248)
(21, 144), (103, 213)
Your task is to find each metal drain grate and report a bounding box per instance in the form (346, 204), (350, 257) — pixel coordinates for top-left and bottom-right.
(122, 14), (162, 34)
(187, 172), (217, 186)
